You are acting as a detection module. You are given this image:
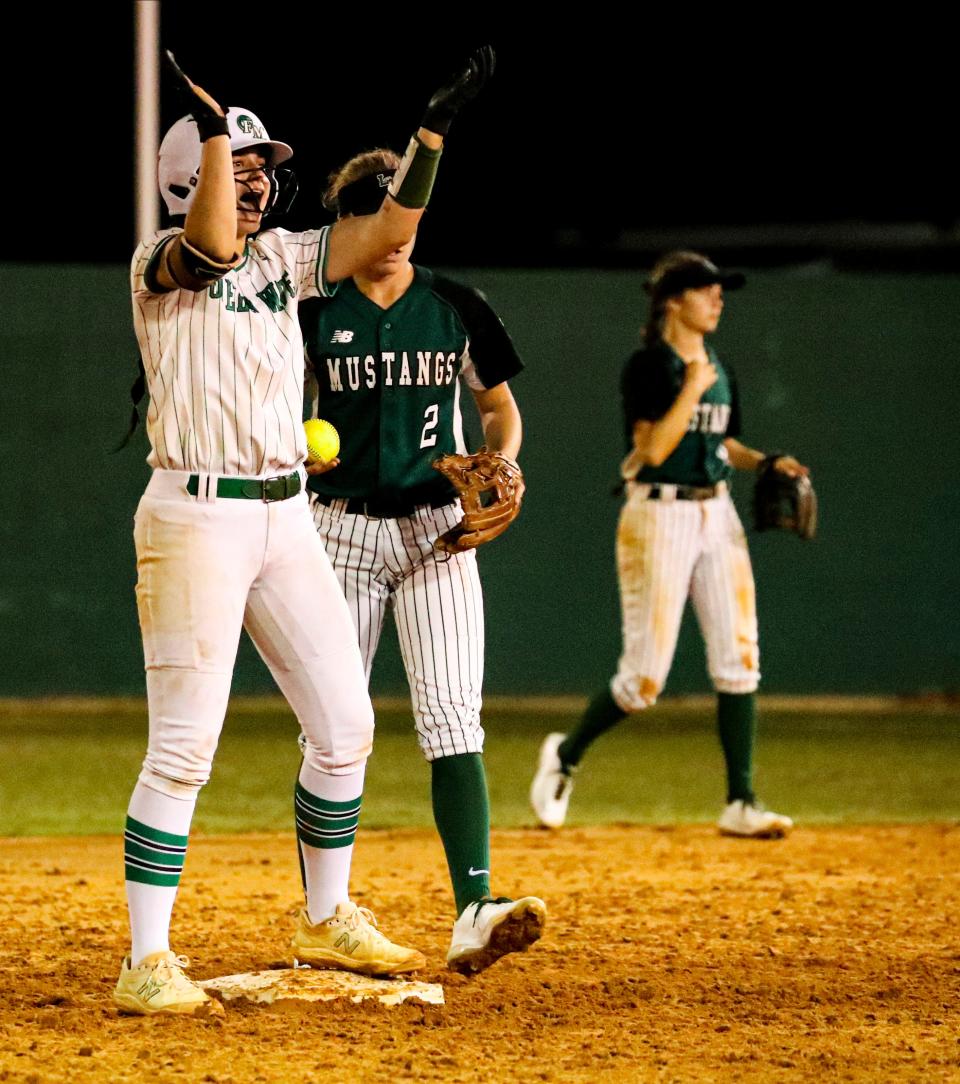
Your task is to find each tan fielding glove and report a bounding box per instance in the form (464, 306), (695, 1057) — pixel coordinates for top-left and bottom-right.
(432, 448), (525, 553)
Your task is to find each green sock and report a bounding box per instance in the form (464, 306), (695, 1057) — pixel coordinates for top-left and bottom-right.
(717, 692), (756, 803)
(558, 687), (628, 768)
(431, 753), (491, 915)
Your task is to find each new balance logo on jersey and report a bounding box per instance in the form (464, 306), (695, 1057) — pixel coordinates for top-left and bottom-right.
(688, 403), (731, 435)
(331, 330), (355, 344)
(325, 351), (458, 392)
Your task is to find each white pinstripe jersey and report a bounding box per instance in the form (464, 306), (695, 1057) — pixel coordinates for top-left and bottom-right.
(131, 226), (335, 476)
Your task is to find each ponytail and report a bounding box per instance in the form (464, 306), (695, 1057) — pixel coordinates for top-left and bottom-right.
(643, 297), (668, 346)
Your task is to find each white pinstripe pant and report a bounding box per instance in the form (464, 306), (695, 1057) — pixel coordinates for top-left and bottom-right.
(134, 472), (374, 791)
(611, 483), (760, 712)
(310, 495), (485, 761)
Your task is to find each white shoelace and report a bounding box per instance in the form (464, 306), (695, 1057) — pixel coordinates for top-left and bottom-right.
(153, 953), (191, 977)
(341, 905), (378, 931)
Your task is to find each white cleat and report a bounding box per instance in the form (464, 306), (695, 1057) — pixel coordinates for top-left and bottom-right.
(717, 800), (793, 839)
(529, 733), (575, 829)
(447, 896), (547, 974)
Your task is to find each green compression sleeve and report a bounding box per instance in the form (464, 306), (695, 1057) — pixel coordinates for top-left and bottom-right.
(387, 134), (443, 209)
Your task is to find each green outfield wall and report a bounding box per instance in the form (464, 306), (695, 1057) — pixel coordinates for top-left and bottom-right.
(1, 263), (956, 697)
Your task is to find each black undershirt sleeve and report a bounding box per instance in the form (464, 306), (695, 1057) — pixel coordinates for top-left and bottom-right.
(430, 273), (524, 388)
(143, 235), (176, 295)
(621, 348), (679, 431)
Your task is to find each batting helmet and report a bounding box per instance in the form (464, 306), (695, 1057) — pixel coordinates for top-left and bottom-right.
(158, 107), (294, 217)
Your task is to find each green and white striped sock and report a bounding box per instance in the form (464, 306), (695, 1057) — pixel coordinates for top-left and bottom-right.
(124, 816), (188, 887)
(124, 782), (197, 965)
(295, 766), (364, 923)
(294, 783), (361, 850)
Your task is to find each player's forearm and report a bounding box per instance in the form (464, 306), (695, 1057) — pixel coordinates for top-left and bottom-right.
(326, 45), (494, 282)
(182, 136), (240, 263)
(473, 383), (522, 459)
(639, 388), (703, 466)
(479, 403), (522, 460)
(326, 201), (425, 283)
(326, 129), (445, 282)
(155, 137), (240, 292)
(724, 438), (764, 471)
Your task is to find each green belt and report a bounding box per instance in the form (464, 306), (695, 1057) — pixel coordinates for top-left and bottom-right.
(186, 472), (301, 502)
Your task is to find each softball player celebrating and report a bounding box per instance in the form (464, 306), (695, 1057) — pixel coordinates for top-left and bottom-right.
(530, 251), (808, 838)
(298, 149), (546, 974)
(115, 52), (493, 1015)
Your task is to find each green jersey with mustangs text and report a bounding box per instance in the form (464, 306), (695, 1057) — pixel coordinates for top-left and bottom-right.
(620, 341), (742, 486)
(301, 267), (524, 503)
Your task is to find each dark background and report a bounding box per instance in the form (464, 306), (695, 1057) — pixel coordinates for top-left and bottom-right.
(5, 260), (959, 697)
(3, 10), (957, 698)
(18, 8), (959, 270)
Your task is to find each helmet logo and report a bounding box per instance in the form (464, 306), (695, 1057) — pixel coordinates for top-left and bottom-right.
(236, 114), (266, 139)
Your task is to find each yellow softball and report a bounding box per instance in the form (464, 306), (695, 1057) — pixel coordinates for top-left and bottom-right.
(303, 418), (340, 462)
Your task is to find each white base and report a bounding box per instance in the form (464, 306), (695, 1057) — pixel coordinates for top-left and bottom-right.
(199, 968), (444, 1007)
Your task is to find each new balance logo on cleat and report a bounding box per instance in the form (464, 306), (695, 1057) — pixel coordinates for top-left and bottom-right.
(113, 952), (219, 1016)
(334, 932), (361, 955)
(290, 904), (426, 977)
(136, 975), (164, 1003)
(331, 330), (355, 343)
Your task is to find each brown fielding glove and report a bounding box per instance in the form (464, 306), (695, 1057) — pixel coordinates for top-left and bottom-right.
(753, 454), (818, 540)
(432, 448), (525, 553)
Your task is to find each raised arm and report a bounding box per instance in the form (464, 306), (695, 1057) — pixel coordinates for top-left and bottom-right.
(325, 47), (496, 284)
(152, 52), (241, 292)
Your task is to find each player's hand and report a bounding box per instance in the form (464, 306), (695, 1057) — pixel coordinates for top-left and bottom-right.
(421, 46), (496, 136)
(770, 455), (809, 478)
(164, 50), (228, 138)
(305, 456), (340, 477)
(683, 359), (718, 397)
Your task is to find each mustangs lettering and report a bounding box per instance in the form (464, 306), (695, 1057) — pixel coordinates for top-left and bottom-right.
(325, 351), (458, 392)
(688, 402), (731, 434)
(301, 267), (521, 497)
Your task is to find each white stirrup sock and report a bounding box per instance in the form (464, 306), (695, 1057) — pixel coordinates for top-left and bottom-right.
(124, 780), (198, 966)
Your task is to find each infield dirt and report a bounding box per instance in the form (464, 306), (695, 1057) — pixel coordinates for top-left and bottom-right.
(1, 825), (958, 1083)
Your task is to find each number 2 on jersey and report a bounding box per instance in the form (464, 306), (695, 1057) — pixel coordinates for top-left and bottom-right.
(420, 404), (439, 448)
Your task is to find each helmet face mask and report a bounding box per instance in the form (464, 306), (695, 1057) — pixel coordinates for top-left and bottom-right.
(269, 167), (298, 217)
(232, 163), (299, 220)
(157, 107), (295, 219)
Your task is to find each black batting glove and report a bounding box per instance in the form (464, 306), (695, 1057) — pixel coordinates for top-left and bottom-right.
(164, 49), (229, 142)
(421, 45), (496, 136)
